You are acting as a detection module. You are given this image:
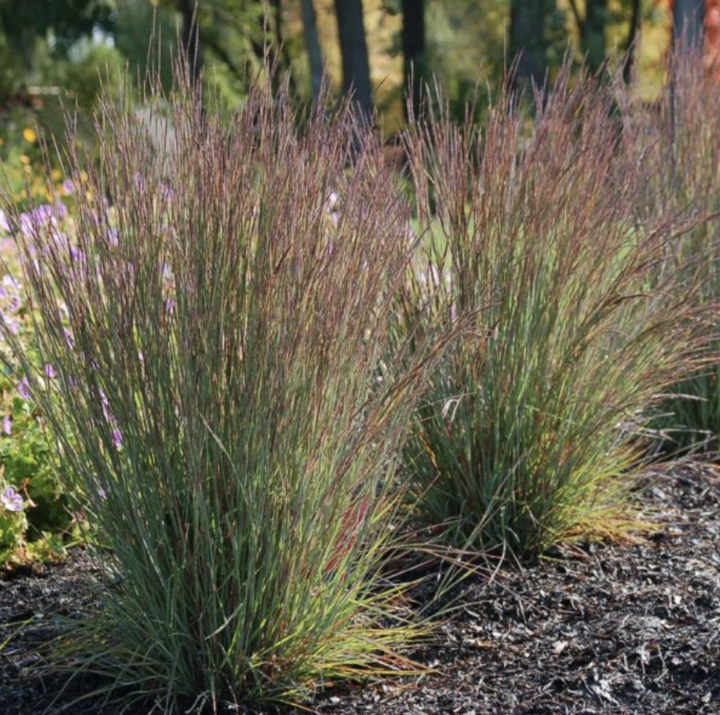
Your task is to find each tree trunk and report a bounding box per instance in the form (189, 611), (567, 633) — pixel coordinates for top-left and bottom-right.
(623, 0), (642, 83)
(302, 0), (324, 101)
(268, 0), (298, 95)
(673, 0), (705, 47)
(179, 0), (202, 87)
(510, 0), (551, 91)
(334, 0), (373, 119)
(582, 0), (609, 73)
(402, 0), (426, 120)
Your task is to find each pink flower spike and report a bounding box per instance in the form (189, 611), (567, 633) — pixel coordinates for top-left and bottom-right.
(2, 415), (11, 435)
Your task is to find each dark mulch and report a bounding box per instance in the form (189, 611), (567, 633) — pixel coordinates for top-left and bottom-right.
(1, 465), (719, 715)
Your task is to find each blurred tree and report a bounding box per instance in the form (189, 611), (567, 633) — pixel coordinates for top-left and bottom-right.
(672, 0), (705, 44)
(334, 0), (373, 117)
(178, 0), (203, 86)
(402, 0), (425, 118)
(624, 0), (642, 81)
(708, 0), (720, 79)
(113, 0), (176, 90)
(567, 0), (610, 72)
(0, 0), (113, 101)
(301, 0), (324, 100)
(267, 0), (298, 93)
(510, 0), (556, 90)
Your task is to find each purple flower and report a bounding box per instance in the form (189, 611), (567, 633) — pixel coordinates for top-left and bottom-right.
(62, 179), (75, 195)
(107, 228), (119, 247)
(0, 487), (23, 512)
(112, 429), (123, 449)
(2, 274), (21, 291)
(160, 183), (174, 201)
(2, 415), (12, 435)
(19, 204), (56, 238)
(44, 364), (56, 379)
(165, 298), (175, 314)
(1, 311), (19, 336)
(17, 377), (32, 401)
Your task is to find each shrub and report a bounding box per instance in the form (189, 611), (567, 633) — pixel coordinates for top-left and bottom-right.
(399, 70), (702, 559)
(1, 77), (442, 710)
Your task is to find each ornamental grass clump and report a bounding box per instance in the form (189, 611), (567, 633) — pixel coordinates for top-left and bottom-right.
(0, 74), (441, 711)
(400, 70), (702, 559)
(621, 44), (720, 453)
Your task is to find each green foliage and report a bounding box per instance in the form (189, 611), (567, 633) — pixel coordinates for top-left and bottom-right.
(424, 0), (507, 120)
(0, 0), (114, 102)
(398, 68), (702, 559)
(0, 490), (27, 561)
(2, 73), (442, 709)
(113, 0), (178, 92)
(0, 262), (74, 566)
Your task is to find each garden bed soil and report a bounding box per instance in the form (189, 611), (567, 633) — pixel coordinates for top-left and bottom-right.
(1, 464), (719, 714)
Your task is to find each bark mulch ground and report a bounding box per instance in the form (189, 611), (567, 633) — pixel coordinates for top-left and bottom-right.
(1, 465), (719, 715)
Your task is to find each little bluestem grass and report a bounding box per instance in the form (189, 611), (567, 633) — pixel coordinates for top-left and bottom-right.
(621, 43), (720, 454)
(0, 71), (446, 711)
(398, 68), (703, 559)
